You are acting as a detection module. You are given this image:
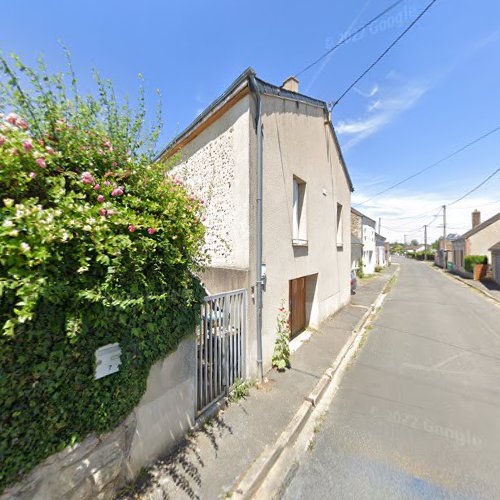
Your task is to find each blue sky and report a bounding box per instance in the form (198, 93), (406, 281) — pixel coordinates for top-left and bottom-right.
(2, 0), (499, 242)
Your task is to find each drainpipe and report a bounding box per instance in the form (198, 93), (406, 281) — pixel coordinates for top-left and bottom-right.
(249, 74), (264, 381)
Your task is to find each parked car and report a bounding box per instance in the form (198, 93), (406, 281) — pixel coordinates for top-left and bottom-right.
(351, 271), (357, 294)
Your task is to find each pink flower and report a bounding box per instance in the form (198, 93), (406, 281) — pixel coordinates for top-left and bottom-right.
(147, 228), (156, 235)
(128, 225), (136, 233)
(81, 171), (95, 185)
(46, 146), (56, 155)
(99, 208), (107, 216)
(97, 195), (105, 203)
(5, 113), (19, 125)
(17, 119), (28, 130)
(36, 158), (47, 168)
(112, 161), (117, 167)
(29, 172), (36, 179)
(93, 184), (100, 190)
(0, 136), (5, 146)
(200, 199), (205, 205)
(23, 140), (33, 152)
(111, 187), (124, 197)
(104, 180), (111, 186)
(11, 148), (19, 156)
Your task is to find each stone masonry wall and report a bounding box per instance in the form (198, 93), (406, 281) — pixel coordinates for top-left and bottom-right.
(175, 127), (236, 265)
(1, 415), (136, 500)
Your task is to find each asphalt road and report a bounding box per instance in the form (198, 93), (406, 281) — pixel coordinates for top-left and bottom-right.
(283, 258), (500, 500)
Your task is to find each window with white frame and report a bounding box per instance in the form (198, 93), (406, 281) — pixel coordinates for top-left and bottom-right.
(292, 176), (307, 245)
(336, 203), (343, 247)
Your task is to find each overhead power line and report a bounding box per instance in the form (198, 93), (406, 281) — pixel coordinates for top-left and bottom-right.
(381, 169), (500, 234)
(355, 124), (500, 207)
(447, 167), (500, 206)
(294, 0), (405, 78)
(332, 0), (439, 108)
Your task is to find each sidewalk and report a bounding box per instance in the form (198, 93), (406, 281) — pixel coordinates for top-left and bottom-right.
(118, 267), (397, 500)
(430, 263), (500, 304)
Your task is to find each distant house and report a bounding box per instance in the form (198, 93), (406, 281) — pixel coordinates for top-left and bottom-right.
(452, 210), (500, 273)
(435, 234), (460, 268)
(375, 233), (387, 268)
(351, 208), (376, 274)
(350, 208), (363, 272)
(489, 241), (500, 285)
(159, 68), (353, 376)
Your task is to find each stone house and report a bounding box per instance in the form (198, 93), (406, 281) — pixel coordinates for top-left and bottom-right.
(350, 208), (376, 275)
(452, 211), (500, 273)
(350, 208), (363, 272)
(351, 208), (377, 274)
(158, 68), (353, 377)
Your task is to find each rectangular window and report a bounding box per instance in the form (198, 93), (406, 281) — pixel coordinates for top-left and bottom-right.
(292, 176), (307, 246)
(336, 203), (343, 247)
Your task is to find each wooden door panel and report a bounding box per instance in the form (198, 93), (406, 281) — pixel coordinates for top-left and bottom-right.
(289, 277), (306, 338)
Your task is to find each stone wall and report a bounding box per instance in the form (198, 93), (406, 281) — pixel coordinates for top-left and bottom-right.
(2, 337), (196, 500)
(1, 416), (136, 500)
(172, 96), (250, 270)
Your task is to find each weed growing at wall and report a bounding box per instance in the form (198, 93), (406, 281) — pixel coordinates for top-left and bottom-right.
(0, 53), (206, 490)
(272, 305), (291, 371)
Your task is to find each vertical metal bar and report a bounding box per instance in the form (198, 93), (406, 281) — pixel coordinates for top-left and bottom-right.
(206, 300), (211, 408)
(203, 300), (208, 409)
(197, 305), (202, 411)
(217, 297), (222, 396)
(213, 297), (218, 399)
(236, 292), (241, 378)
(229, 293), (233, 386)
(224, 295), (229, 391)
(242, 290), (247, 378)
(211, 298), (215, 403)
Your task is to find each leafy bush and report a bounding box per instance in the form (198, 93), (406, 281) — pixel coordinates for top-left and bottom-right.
(464, 255), (487, 273)
(272, 305), (291, 371)
(356, 259), (365, 279)
(375, 265), (383, 273)
(0, 53), (205, 490)
(408, 251), (434, 261)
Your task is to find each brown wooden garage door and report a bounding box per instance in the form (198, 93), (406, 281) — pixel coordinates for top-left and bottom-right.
(289, 277), (306, 338)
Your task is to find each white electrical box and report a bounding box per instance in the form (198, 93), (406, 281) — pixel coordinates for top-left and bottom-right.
(95, 343), (122, 380)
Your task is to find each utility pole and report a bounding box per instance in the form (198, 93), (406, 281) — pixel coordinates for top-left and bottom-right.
(378, 217), (381, 235)
(442, 205), (447, 269)
(424, 225), (428, 261)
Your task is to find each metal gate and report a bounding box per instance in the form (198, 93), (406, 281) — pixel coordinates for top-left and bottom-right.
(196, 289), (246, 414)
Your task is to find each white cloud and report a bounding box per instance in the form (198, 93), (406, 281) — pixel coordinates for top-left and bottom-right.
(353, 84), (379, 98)
(335, 79), (429, 150)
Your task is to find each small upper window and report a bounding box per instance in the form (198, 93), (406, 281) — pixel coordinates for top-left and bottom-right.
(336, 203), (343, 247)
(292, 176), (307, 246)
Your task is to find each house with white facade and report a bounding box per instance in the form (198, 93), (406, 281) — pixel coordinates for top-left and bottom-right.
(351, 208), (376, 275)
(158, 68), (353, 381)
(375, 233), (387, 268)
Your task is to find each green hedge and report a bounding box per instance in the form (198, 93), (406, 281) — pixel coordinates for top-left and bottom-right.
(464, 255), (487, 273)
(408, 251), (434, 261)
(0, 54), (205, 490)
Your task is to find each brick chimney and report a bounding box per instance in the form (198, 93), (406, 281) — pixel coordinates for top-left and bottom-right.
(282, 76), (299, 93)
(472, 210), (481, 229)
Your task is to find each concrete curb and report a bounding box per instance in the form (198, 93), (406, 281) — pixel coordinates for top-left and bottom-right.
(427, 262), (500, 305)
(232, 265), (400, 499)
